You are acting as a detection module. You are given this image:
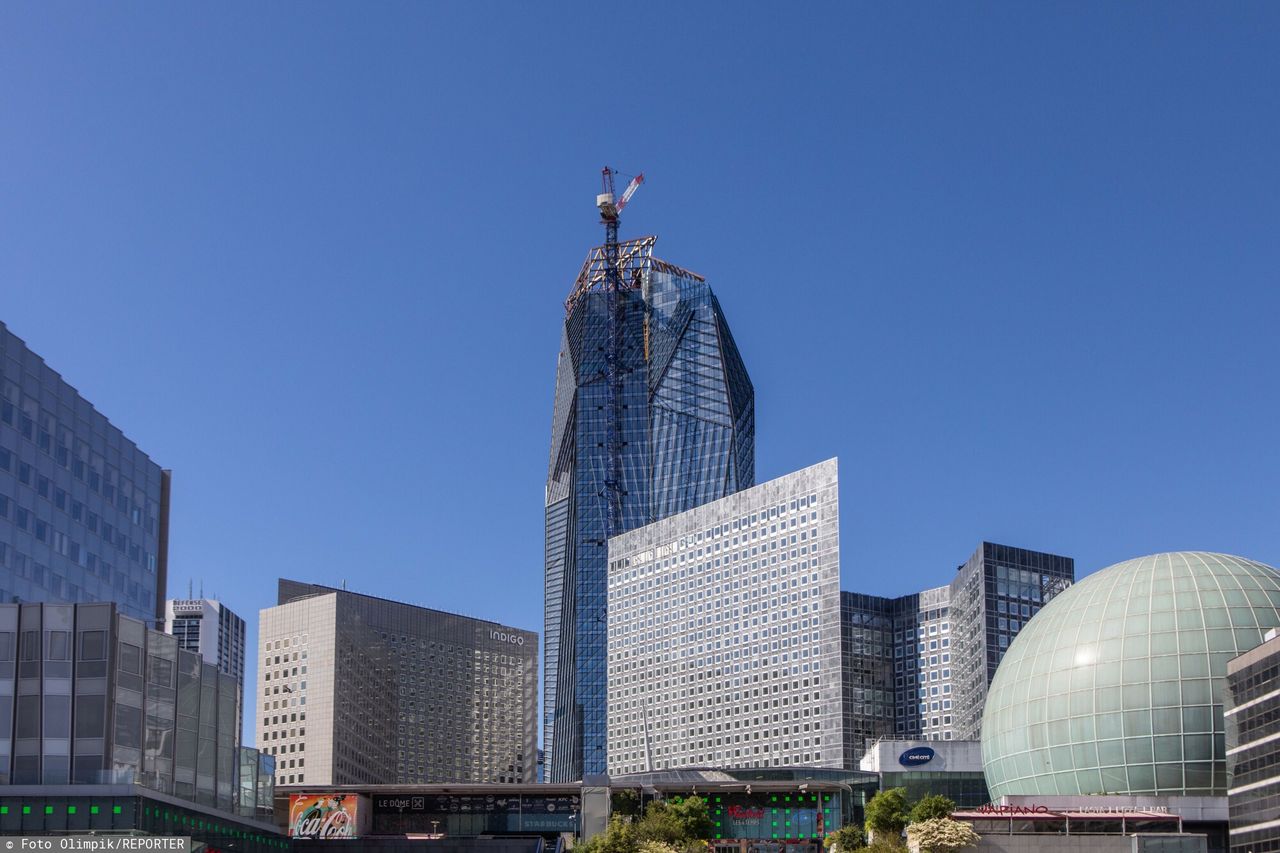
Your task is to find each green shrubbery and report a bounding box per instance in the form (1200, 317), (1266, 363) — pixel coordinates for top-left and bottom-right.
(577, 796), (712, 853)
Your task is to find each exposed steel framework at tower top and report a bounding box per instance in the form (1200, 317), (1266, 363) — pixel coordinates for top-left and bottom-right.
(563, 235), (703, 314)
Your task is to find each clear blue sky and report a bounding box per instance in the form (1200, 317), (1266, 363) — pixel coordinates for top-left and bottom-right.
(4, 4), (1278, 745)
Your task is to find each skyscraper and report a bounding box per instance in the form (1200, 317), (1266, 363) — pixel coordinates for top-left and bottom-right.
(545, 236), (754, 781)
(0, 321), (170, 624)
(165, 597), (247, 686)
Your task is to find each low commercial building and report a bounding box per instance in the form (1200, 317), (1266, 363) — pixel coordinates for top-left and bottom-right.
(0, 785), (283, 851)
(858, 739), (988, 807)
(276, 768), (876, 852)
(952, 804), (1204, 853)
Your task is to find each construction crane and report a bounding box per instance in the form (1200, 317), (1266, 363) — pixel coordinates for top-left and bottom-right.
(595, 167), (644, 539)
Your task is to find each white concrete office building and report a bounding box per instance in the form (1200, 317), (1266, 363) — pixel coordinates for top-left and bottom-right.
(606, 458), (843, 775)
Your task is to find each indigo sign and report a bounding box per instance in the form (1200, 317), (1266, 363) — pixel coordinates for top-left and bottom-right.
(898, 746), (936, 767)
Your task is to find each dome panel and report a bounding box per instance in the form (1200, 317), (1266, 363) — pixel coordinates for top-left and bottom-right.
(982, 551), (1280, 798)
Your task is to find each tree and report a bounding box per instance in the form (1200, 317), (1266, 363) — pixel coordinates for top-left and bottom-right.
(908, 796), (956, 824)
(633, 804), (685, 847)
(864, 788), (910, 839)
(581, 797), (711, 853)
(576, 816), (636, 853)
(664, 797), (713, 840)
(823, 824), (865, 853)
(906, 818), (980, 853)
(638, 842), (681, 853)
(612, 790), (642, 818)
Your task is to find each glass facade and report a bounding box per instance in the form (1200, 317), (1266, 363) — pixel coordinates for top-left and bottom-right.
(841, 592), (896, 760)
(983, 552), (1280, 798)
(949, 542), (1075, 740)
(546, 241), (754, 782)
(606, 461), (841, 773)
(1225, 632), (1280, 853)
(841, 542), (1072, 758)
(0, 321), (170, 625)
(0, 601), (269, 816)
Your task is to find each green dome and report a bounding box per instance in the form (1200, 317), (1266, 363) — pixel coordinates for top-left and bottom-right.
(982, 552), (1280, 798)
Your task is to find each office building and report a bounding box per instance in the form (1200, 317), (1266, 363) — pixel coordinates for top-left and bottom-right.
(0, 321), (170, 624)
(258, 579), (538, 787)
(546, 236), (754, 781)
(1226, 628), (1280, 853)
(889, 581), (956, 740)
(606, 459), (840, 774)
(839, 542), (1073, 756)
(0, 601), (270, 814)
(948, 541), (1074, 740)
(840, 592), (897, 757)
(165, 597), (247, 684)
(982, 551), (1280, 799)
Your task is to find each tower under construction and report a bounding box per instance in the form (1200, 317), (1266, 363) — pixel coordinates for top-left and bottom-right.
(543, 170), (755, 781)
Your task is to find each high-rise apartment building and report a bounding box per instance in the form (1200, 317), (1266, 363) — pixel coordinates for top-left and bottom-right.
(606, 460), (840, 774)
(545, 237), (754, 781)
(257, 580), (537, 787)
(0, 322), (170, 624)
(165, 597), (246, 685)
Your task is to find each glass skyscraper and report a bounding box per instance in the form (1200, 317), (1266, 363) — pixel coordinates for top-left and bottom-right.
(0, 322), (170, 625)
(545, 237), (754, 781)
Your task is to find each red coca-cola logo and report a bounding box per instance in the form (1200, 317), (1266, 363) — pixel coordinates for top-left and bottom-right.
(294, 810), (353, 838)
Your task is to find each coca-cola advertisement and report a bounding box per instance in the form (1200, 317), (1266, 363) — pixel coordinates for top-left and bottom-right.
(289, 794), (369, 839)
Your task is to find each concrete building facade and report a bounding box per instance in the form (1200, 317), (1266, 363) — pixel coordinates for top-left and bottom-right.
(257, 580), (537, 788)
(606, 459), (842, 774)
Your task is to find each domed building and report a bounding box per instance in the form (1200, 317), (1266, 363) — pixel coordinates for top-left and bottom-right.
(982, 552), (1280, 799)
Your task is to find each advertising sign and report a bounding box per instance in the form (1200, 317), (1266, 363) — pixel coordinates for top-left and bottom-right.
(289, 794), (367, 839)
(898, 746), (936, 767)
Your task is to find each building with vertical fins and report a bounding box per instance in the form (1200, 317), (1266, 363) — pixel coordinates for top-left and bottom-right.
(0, 321), (170, 625)
(259, 580), (537, 787)
(545, 235), (754, 781)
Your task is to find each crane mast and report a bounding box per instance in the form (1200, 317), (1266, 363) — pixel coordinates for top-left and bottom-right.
(595, 167), (643, 537)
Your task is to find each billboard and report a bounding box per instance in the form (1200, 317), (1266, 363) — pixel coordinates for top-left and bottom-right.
(289, 794), (370, 839)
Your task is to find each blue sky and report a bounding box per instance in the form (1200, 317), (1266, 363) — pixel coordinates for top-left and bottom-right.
(3, 4), (1278, 744)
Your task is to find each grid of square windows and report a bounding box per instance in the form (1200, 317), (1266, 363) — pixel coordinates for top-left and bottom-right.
(607, 465), (840, 774)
